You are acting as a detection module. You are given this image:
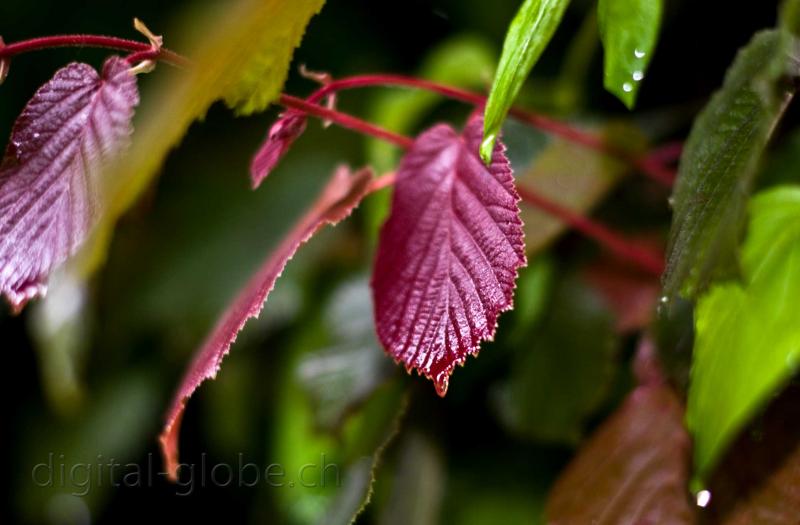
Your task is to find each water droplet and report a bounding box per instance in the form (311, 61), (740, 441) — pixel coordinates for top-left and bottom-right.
(632, 70), (644, 81)
(668, 196), (675, 207)
(634, 49), (646, 59)
(660, 296), (669, 305)
(32, 132), (40, 139)
(696, 490), (712, 508)
(622, 82), (633, 93)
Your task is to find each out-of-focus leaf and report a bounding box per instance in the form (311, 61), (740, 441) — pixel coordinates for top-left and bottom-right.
(598, 0), (663, 108)
(688, 186), (800, 483)
(372, 116), (525, 396)
(518, 122), (646, 254)
(298, 276), (396, 431)
(377, 432), (445, 525)
(584, 255), (661, 333)
(90, 0), (324, 269)
(781, 0), (800, 36)
(271, 314), (407, 525)
(664, 29), (800, 300)
(17, 371), (160, 522)
(29, 268), (91, 415)
(250, 111), (307, 188)
(546, 340), (694, 524)
(481, 0), (571, 162)
(365, 34), (496, 237)
(160, 166), (373, 479)
(0, 57), (138, 311)
(510, 256), (555, 335)
(493, 278), (618, 444)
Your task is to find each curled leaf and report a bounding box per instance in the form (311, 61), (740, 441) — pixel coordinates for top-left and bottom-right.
(249, 111), (307, 188)
(371, 115), (526, 396)
(0, 57), (138, 311)
(159, 165), (373, 480)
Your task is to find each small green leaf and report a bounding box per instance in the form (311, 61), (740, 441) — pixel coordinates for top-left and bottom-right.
(664, 29), (799, 300)
(598, 0), (663, 108)
(481, 0), (571, 163)
(688, 186), (800, 482)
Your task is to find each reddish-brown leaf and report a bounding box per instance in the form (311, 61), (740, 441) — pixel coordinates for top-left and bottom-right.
(159, 165), (373, 480)
(546, 340), (694, 525)
(0, 57), (138, 311)
(249, 111), (306, 189)
(371, 115), (526, 396)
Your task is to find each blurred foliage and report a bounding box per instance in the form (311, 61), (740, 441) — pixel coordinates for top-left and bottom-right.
(3, 0), (800, 524)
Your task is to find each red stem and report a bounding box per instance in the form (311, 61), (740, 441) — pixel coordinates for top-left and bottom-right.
(300, 74), (676, 186)
(516, 185), (665, 276)
(279, 94), (414, 149)
(0, 33), (666, 275)
(0, 34), (189, 67)
(278, 95), (664, 276)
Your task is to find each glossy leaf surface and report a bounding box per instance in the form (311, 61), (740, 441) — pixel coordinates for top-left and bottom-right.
(372, 116), (526, 396)
(0, 57), (138, 311)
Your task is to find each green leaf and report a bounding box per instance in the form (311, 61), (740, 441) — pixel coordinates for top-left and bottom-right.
(493, 277), (619, 444)
(598, 0), (663, 108)
(271, 279), (407, 525)
(376, 432), (445, 525)
(481, 0), (571, 163)
(664, 29), (799, 300)
(688, 186), (800, 483)
(86, 0), (325, 272)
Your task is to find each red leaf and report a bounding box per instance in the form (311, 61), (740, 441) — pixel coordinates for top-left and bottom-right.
(0, 57), (138, 311)
(249, 111), (306, 189)
(160, 165), (373, 480)
(583, 258), (661, 334)
(546, 340), (694, 524)
(371, 115), (526, 396)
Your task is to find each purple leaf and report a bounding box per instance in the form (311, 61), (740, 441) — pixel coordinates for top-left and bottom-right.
(371, 115), (526, 396)
(249, 111), (306, 189)
(0, 57), (138, 312)
(160, 165), (373, 480)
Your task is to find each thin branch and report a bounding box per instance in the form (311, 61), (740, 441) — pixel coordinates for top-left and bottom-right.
(0, 34), (189, 67)
(278, 94), (414, 149)
(298, 73), (677, 186)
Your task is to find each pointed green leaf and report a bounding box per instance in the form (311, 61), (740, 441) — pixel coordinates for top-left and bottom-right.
(598, 0), (663, 108)
(664, 29), (800, 300)
(481, 0), (571, 163)
(688, 186), (800, 482)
